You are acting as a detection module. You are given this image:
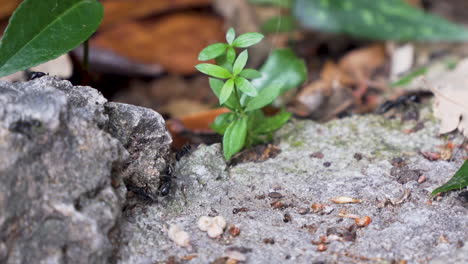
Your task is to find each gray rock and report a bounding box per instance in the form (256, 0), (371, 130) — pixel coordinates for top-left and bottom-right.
(0, 77), (171, 264)
(105, 102), (172, 198)
(116, 109), (468, 264)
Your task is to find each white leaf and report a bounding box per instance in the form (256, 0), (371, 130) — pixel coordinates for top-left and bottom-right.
(427, 58), (468, 137)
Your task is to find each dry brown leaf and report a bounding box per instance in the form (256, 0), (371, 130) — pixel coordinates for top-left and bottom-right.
(0, 0), (19, 20)
(92, 14), (224, 74)
(101, 0), (212, 27)
(338, 44), (387, 83)
(428, 58), (468, 137)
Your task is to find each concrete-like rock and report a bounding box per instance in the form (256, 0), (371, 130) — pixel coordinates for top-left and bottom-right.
(105, 102), (172, 198)
(116, 108), (468, 264)
(0, 77), (171, 264)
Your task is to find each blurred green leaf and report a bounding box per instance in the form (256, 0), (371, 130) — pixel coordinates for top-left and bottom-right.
(196, 63), (232, 79)
(211, 112), (235, 134)
(432, 160), (468, 195)
(254, 109), (291, 133)
(226, 47), (236, 65)
(223, 116), (248, 160)
(0, 0), (103, 77)
(245, 80), (284, 111)
(248, 0), (292, 8)
(261, 15), (296, 34)
(209, 78), (240, 110)
(248, 48), (306, 102)
(220, 78), (235, 105)
(293, 0), (468, 41)
(233, 32), (265, 48)
(235, 77), (258, 97)
(198, 43), (228, 61)
(226, 28), (236, 45)
(233, 50), (249, 75)
(240, 68), (262, 79)
(391, 67), (428, 87)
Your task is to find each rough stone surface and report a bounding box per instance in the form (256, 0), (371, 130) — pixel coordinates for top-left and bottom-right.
(105, 102), (172, 198)
(0, 77), (171, 264)
(115, 108), (468, 264)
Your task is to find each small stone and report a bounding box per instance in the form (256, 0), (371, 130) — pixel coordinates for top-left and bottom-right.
(283, 213), (292, 223)
(323, 162), (332, 167)
(263, 238), (275, 244)
(353, 153), (363, 161)
(168, 225), (190, 247)
(268, 192), (283, 198)
(298, 207), (309, 215)
(224, 250), (246, 262)
(310, 152), (324, 159)
(228, 225), (241, 237)
(317, 244), (328, 252)
(232, 207), (249, 214)
(271, 201), (285, 209)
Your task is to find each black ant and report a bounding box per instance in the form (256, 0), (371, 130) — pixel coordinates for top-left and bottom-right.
(25, 70), (48, 80)
(375, 90), (433, 114)
(157, 144), (193, 197)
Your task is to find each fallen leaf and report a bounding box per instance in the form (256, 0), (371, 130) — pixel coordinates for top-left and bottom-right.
(0, 0), (19, 20)
(93, 14), (225, 74)
(427, 58), (468, 137)
(101, 0), (212, 27)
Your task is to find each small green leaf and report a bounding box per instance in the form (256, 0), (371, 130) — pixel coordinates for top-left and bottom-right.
(248, 0), (292, 8)
(198, 43), (228, 61)
(215, 54), (233, 72)
(226, 47), (236, 65)
(226, 28), (236, 45)
(196, 63), (232, 79)
(235, 77), (258, 97)
(293, 0), (468, 41)
(223, 116), (248, 160)
(211, 112), (235, 134)
(240, 69), (262, 79)
(233, 50), (248, 75)
(261, 15), (296, 34)
(254, 109), (291, 134)
(232, 32), (265, 48)
(245, 81), (284, 111)
(0, 0), (104, 77)
(432, 160), (468, 196)
(391, 67), (428, 87)
(209, 78), (240, 110)
(220, 78), (235, 105)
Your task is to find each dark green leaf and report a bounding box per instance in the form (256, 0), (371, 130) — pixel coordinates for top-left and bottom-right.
(223, 116), (248, 160)
(293, 0), (468, 41)
(0, 0), (104, 77)
(243, 49), (306, 105)
(245, 80), (284, 111)
(233, 50), (248, 75)
(240, 68), (262, 79)
(253, 109), (291, 133)
(248, 0), (292, 8)
(220, 78), (235, 105)
(261, 15), (296, 34)
(196, 63), (232, 79)
(209, 78), (240, 110)
(232, 32), (265, 48)
(198, 43), (228, 61)
(432, 160), (468, 195)
(226, 28), (236, 45)
(227, 47), (236, 65)
(235, 77), (258, 97)
(211, 112), (235, 134)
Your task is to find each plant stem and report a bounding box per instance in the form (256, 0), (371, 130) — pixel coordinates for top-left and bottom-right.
(83, 39), (89, 71)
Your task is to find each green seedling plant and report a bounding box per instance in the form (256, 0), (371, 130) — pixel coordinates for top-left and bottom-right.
(196, 28), (292, 160)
